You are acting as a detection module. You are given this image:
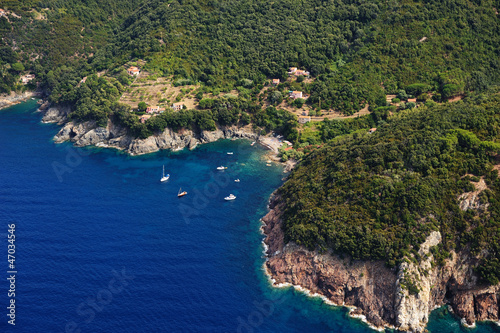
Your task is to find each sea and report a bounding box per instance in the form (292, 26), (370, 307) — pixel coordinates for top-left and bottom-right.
(0, 100), (498, 332)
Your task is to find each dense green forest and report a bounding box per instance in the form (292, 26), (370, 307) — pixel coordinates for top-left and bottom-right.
(0, 0), (143, 93)
(279, 93), (500, 285)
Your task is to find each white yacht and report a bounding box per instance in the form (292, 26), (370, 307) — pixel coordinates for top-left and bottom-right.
(217, 166), (227, 170)
(224, 194), (236, 201)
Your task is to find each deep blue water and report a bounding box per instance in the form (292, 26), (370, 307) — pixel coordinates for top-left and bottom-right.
(0, 100), (499, 333)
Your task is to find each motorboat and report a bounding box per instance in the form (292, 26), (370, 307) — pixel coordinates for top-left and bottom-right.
(224, 194), (236, 201)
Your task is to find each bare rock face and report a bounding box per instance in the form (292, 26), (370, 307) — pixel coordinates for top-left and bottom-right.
(262, 195), (500, 332)
(394, 231), (442, 332)
(41, 105), (70, 124)
(475, 293), (499, 321)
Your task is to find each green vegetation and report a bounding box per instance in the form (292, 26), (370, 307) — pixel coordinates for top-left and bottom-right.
(96, 0), (500, 115)
(278, 94), (500, 284)
(0, 0), (143, 93)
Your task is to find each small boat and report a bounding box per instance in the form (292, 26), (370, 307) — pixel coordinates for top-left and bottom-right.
(224, 194), (236, 201)
(266, 160), (272, 164)
(234, 179), (240, 182)
(266, 164), (272, 167)
(217, 166), (227, 170)
(160, 165), (170, 182)
(227, 152), (233, 155)
(251, 141), (256, 146)
(178, 188), (187, 197)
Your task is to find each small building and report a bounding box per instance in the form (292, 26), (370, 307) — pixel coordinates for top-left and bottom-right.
(288, 67), (310, 77)
(146, 106), (160, 114)
(172, 103), (184, 111)
(284, 147), (293, 151)
(283, 140), (293, 146)
(127, 66), (140, 76)
(20, 74), (35, 84)
(369, 128), (377, 134)
(140, 115), (152, 124)
(289, 91), (303, 99)
(80, 77), (87, 84)
(298, 116), (311, 124)
(407, 98), (417, 103)
(294, 69), (310, 77)
(0, 9), (6, 17)
(272, 79), (280, 85)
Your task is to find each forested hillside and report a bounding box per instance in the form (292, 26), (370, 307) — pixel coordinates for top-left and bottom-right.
(3, 0), (499, 123)
(0, 0), (143, 93)
(279, 94), (500, 285)
(97, 0), (500, 114)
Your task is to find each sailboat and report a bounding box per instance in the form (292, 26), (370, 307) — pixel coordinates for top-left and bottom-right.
(160, 165), (170, 182)
(178, 188), (187, 197)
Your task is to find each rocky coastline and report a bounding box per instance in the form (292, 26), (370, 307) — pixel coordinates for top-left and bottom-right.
(0, 91), (41, 110)
(262, 194), (500, 332)
(41, 104), (261, 156)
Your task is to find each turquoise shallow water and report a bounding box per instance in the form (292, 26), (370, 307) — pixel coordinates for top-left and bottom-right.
(0, 100), (498, 332)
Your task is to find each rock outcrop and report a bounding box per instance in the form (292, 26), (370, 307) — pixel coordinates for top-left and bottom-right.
(262, 195), (500, 332)
(41, 105), (71, 124)
(50, 106), (260, 155)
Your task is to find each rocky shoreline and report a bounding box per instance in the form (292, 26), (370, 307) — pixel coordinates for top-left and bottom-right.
(41, 105), (261, 156)
(261, 194), (500, 332)
(0, 91), (41, 110)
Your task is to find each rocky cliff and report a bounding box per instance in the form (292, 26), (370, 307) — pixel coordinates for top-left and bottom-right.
(43, 106), (259, 155)
(262, 195), (500, 332)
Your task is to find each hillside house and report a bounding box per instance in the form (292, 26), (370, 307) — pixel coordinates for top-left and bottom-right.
(288, 67), (310, 77)
(172, 103), (184, 111)
(0, 9), (5, 17)
(20, 74), (35, 84)
(146, 106), (160, 114)
(127, 66), (140, 76)
(140, 115), (152, 123)
(294, 69), (310, 77)
(289, 91), (303, 99)
(298, 116), (311, 124)
(369, 128), (377, 134)
(272, 79), (280, 85)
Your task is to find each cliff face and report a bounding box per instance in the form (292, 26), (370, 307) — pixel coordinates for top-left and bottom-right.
(44, 106), (259, 155)
(262, 195), (500, 332)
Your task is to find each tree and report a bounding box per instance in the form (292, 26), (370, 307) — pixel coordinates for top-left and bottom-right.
(138, 101), (147, 111)
(11, 62), (25, 72)
(396, 90), (408, 101)
(268, 91), (283, 105)
(293, 98), (305, 108)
